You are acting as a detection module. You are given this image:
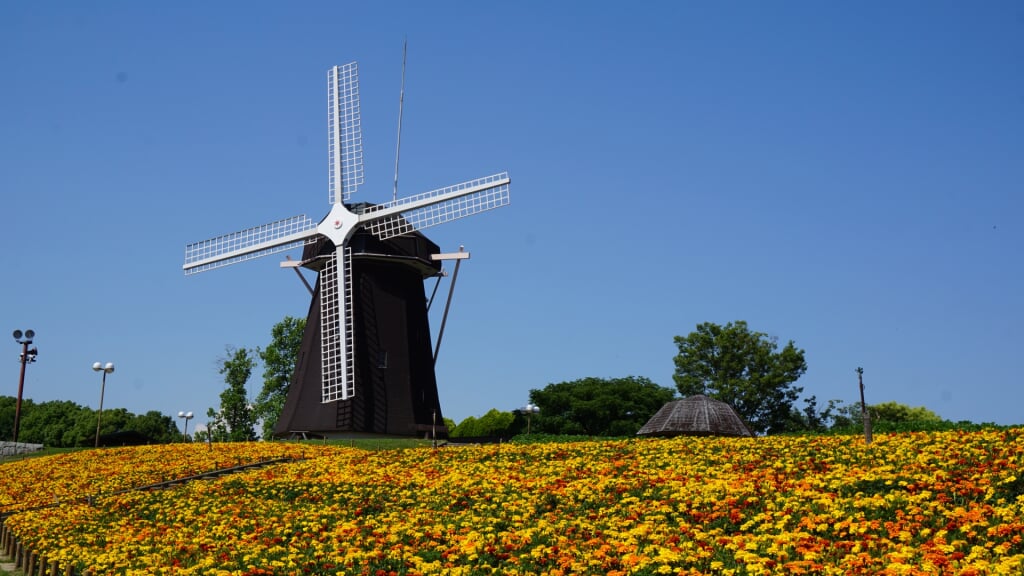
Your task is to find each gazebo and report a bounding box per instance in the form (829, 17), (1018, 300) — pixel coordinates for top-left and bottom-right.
(637, 395), (753, 437)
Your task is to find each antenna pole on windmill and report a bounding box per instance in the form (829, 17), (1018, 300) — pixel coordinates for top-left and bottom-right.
(392, 39), (408, 203)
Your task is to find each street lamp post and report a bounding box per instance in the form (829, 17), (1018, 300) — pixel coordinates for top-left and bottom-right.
(92, 362), (115, 448)
(178, 411), (194, 442)
(11, 330), (38, 443)
(857, 367), (872, 445)
(522, 403), (540, 435)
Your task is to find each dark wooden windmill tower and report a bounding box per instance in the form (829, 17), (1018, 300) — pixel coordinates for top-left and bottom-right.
(182, 61), (510, 437)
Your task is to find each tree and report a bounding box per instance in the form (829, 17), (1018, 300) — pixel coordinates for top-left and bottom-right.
(451, 409), (519, 438)
(204, 409), (228, 442)
(127, 411), (181, 444)
(443, 417), (457, 433)
(870, 401), (943, 424)
(476, 409), (517, 436)
(192, 425), (213, 443)
(254, 316), (306, 439)
(1, 396), (181, 446)
(529, 376), (676, 436)
(0, 395), (23, 442)
(452, 415), (479, 437)
(210, 347), (257, 442)
(673, 321), (807, 435)
(69, 408), (100, 446)
(832, 400), (944, 430)
(785, 396), (845, 432)
(17, 399), (81, 446)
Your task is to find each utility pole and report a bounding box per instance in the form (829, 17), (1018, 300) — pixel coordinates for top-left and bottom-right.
(857, 367), (872, 445)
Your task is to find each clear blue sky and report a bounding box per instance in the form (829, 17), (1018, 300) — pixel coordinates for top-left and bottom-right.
(2, 2), (1021, 430)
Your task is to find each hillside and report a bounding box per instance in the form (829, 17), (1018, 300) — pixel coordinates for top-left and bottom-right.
(2, 431), (1023, 575)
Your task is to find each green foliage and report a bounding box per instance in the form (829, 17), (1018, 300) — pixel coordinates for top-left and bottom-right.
(254, 316), (306, 439)
(0, 395), (27, 442)
(784, 396), (846, 432)
(828, 402), (860, 430)
(528, 376), (676, 437)
(451, 415), (478, 437)
(827, 399), (937, 430)
(442, 417), (457, 434)
(209, 347), (257, 442)
(673, 321), (807, 435)
(0, 396), (180, 446)
(451, 409), (519, 438)
(127, 411), (181, 444)
(829, 400), (950, 433)
(828, 419), (997, 434)
(480, 409), (516, 436)
(94, 407), (134, 443)
(507, 433), (612, 444)
(19, 399), (83, 446)
(870, 401), (943, 424)
(990, 473), (1024, 504)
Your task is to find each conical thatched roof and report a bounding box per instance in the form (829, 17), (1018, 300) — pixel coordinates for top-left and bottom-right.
(637, 395), (753, 437)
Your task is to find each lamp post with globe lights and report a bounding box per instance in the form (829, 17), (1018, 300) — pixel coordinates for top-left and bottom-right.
(522, 403), (540, 435)
(11, 329), (38, 443)
(92, 362), (115, 448)
(178, 411), (194, 442)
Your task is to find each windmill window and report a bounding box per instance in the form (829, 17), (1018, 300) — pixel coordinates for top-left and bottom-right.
(377, 350), (388, 369)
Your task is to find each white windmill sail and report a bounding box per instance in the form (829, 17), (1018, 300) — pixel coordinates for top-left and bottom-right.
(328, 62), (363, 204)
(316, 63), (364, 402)
(184, 59), (510, 407)
(360, 172), (510, 240)
(183, 215), (319, 275)
(319, 245), (355, 402)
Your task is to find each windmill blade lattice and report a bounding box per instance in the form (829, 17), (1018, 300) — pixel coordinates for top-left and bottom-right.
(328, 62), (364, 204)
(183, 215), (319, 275)
(319, 246), (356, 402)
(362, 172), (510, 240)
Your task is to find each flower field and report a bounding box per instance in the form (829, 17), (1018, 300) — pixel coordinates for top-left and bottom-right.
(0, 443), (337, 515)
(2, 430), (1024, 575)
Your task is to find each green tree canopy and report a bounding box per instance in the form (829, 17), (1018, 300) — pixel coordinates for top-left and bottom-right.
(2, 396), (181, 446)
(450, 409), (520, 438)
(442, 417), (457, 434)
(208, 347), (257, 442)
(832, 400), (944, 430)
(785, 396), (846, 432)
(529, 376), (675, 436)
(0, 396), (29, 442)
(254, 316), (306, 439)
(870, 401), (943, 424)
(452, 415), (479, 437)
(93, 407), (134, 444)
(127, 411), (181, 444)
(19, 399), (82, 446)
(673, 321), (807, 435)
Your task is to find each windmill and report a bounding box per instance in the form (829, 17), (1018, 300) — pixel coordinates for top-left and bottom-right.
(183, 61), (509, 437)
